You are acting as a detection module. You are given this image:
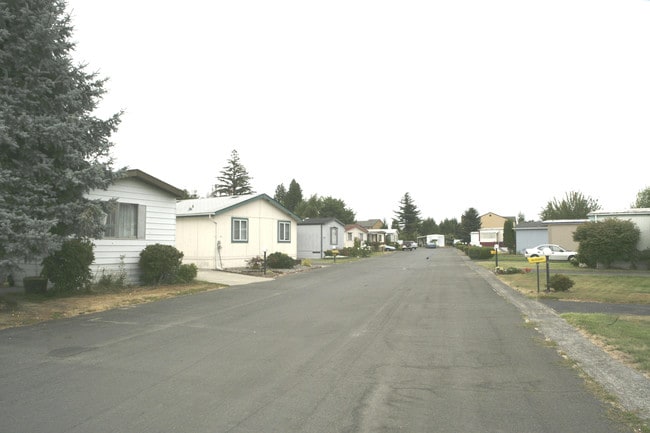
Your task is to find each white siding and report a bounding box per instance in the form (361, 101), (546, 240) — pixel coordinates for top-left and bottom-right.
(176, 197), (299, 269)
(297, 225), (325, 259)
(297, 221), (345, 259)
(87, 177), (178, 284)
(344, 227), (366, 248)
(176, 217), (218, 269)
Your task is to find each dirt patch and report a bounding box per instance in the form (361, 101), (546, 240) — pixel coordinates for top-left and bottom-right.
(0, 282), (225, 331)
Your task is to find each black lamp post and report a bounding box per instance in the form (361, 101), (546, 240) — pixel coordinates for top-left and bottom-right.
(263, 249), (267, 276)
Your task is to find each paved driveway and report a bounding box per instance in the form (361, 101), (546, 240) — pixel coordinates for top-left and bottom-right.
(196, 269), (270, 286)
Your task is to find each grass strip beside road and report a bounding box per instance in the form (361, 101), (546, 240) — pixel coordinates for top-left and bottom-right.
(562, 313), (650, 377)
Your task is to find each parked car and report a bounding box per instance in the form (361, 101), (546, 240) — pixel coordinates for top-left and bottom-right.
(425, 242), (437, 249)
(383, 244), (396, 251)
(402, 241), (417, 251)
(523, 244), (577, 261)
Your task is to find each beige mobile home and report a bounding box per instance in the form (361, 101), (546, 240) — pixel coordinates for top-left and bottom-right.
(176, 194), (301, 269)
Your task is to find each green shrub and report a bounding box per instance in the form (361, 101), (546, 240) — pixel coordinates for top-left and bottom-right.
(339, 244), (371, 258)
(94, 255), (128, 291)
(574, 219), (640, 268)
(266, 252), (295, 269)
(549, 274), (574, 292)
(41, 238), (95, 293)
(496, 266), (523, 275)
(635, 249), (650, 270)
(139, 244), (184, 285)
(467, 246), (493, 260)
(176, 263), (198, 283)
(95, 271), (127, 291)
(247, 256), (264, 270)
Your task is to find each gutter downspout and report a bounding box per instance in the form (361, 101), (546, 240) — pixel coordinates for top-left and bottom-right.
(208, 215), (223, 270)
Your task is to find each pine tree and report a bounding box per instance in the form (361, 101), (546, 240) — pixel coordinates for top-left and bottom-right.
(0, 0), (121, 269)
(284, 179), (303, 212)
(395, 193), (421, 240)
(211, 150), (254, 196)
(459, 208), (481, 243)
(274, 183), (287, 205)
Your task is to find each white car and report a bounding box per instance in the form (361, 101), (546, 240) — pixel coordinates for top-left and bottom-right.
(383, 244), (396, 251)
(523, 244), (577, 261)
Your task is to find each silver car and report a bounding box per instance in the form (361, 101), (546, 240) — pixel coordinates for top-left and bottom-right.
(523, 244), (577, 261)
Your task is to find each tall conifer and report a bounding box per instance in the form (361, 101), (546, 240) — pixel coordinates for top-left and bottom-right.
(0, 0), (122, 268)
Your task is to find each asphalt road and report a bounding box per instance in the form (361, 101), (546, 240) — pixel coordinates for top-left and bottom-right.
(0, 248), (644, 432)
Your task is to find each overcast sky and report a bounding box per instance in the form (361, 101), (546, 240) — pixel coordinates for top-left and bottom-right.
(64, 0), (650, 223)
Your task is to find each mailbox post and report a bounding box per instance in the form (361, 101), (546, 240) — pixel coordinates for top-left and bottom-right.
(527, 255), (546, 293)
(543, 247), (552, 292)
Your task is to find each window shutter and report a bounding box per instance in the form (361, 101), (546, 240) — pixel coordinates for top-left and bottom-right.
(137, 205), (147, 239)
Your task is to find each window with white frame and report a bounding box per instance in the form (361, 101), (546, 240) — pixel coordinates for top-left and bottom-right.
(278, 220), (291, 242)
(232, 218), (248, 242)
(104, 203), (145, 239)
(330, 226), (338, 245)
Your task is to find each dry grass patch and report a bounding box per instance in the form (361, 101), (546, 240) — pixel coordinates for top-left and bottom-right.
(0, 282), (224, 330)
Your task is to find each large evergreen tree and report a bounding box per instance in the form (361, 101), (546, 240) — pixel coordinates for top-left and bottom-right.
(395, 192), (421, 241)
(459, 208), (480, 243)
(503, 219), (515, 252)
(273, 183), (287, 206)
(211, 149), (254, 196)
(439, 218), (460, 244)
(284, 179), (303, 212)
(420, 217), (439, 236)
(0, 0), (121, 269)
(540, 191), (600, 220)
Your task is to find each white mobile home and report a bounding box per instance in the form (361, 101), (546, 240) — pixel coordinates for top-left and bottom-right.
(87, 169), (184, 284)
(176, 194), (301, 269)
(297, 218), (345, 259)
(417, 234), (445, 247)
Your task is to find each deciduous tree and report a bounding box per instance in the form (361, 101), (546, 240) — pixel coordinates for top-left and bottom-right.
(631, 186), (650, 208)
(420, 217), (439, 236)
(540, 191), (600, 220)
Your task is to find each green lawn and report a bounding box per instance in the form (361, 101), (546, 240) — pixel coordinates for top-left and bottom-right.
(476, 255), (650, 304)
(562, 313), (650, 376)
